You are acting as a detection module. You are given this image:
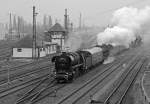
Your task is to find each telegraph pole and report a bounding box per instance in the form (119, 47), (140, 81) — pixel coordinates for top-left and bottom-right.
(32, 6), (37, 59)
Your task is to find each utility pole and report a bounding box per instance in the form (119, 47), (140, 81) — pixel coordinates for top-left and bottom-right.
(32, 6), (38, 59)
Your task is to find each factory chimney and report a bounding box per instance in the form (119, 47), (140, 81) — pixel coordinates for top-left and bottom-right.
(79, 13), (82, 30)
(9, 13), (12, 38)
(64, 9), (68, 32)
(17, 16), (20, 39)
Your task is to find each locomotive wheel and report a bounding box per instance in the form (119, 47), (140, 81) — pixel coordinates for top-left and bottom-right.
(56, 79), (60, 83)
(57, 80), (60, 83)
(80, 68), (86, 74)
(68, 74), (74, 83)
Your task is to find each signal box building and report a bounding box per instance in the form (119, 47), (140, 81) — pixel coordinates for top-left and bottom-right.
(46, 23), (67, 52)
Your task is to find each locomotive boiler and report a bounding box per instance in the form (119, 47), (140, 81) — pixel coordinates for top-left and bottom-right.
(51, 46), (109, 82)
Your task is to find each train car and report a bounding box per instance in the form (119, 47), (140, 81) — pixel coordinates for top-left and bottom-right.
(51, 46), (109, 83)
(81, 47), (104, 68)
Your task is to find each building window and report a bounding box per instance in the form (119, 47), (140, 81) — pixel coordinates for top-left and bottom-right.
(52, 46), (54, 51)
(43, 48), (45, 51)
(17, 48), (22, 52)
(40, 48), (42, 51)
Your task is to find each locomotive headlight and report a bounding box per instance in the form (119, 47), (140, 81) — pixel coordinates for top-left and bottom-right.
(53, 71), (56, 75)
(73, 71), (75, 74)
(64, 75), (68, 79)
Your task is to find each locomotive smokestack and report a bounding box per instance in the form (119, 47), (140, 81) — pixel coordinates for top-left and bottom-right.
(62, 51), (66, 54)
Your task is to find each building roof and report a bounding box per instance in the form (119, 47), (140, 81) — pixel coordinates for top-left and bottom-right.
(48, 23), (66, 32)
(13, 35), (43, 48)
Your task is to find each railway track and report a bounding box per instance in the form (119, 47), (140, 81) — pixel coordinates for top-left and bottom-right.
(0, 54), (57, 99)
(0, 46), (141, 104)
(15, 78), (57, 104)
(0, 54), (56, 88)
(101, 57), (146, 104)
(0, 61), (55, 99)
(0, 59), (50, 74)
(0, 53), (57, 82)
(0, 40), (15, 60)
(15, 64), (114, 104)
(14, 51), (136, 104)
(0, 52), (56, 75)
(0, 73), (50, 98)
(89, 57), (147, 104)
(0, 59), (31, 70)
(53, 54), (140, 104)
(0, 65), (53, 85)
(11, 54), (128, 104)
(0, 67), (64, 104)
(0, 51), (11, 60)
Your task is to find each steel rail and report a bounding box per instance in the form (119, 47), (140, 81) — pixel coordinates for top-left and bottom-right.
(56, 54), (137, 104)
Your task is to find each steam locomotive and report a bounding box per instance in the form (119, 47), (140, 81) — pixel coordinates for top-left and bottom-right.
(51, 46), (110, 82)
(130, 36), (143, 48)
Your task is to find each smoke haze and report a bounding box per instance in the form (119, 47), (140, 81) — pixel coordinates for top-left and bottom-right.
(97, 6), (150, 47)
(65, 6), (150, 52)
(65, 28), (101, 52)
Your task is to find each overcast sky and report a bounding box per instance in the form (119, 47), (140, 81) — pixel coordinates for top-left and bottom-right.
(0, 0), (150, 27)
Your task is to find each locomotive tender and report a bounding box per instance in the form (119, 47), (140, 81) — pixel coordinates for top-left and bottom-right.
(51, 46), (109, 82)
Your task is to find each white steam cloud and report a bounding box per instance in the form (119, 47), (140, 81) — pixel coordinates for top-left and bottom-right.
(97, 6), (150, 47)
